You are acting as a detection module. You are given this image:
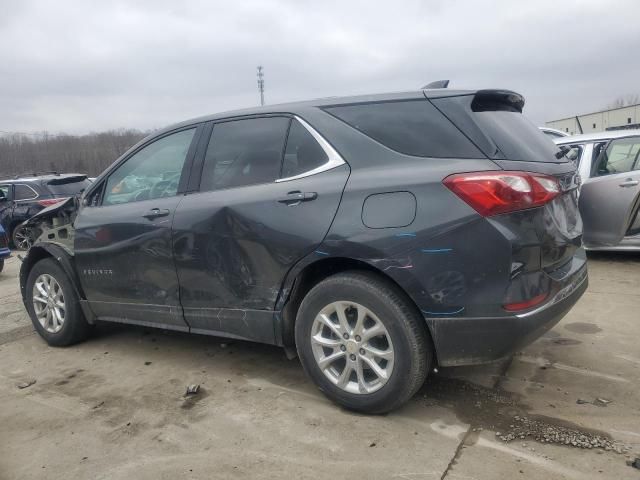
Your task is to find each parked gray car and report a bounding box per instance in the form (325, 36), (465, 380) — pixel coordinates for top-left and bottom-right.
(555, 130), (640, 250)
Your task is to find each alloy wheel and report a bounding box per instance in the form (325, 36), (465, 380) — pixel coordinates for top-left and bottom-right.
(13, 226), (35, 250)
(310, 301), (394, 394)
(32, 274), (66, 333)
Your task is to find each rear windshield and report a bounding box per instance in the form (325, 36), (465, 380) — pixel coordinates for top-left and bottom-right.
(46, 178), (91, 196)
(324, 99), (484, 158)
(432, 95), (564, 163)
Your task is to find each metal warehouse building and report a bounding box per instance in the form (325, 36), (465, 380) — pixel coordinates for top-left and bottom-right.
(546, 103), (640, 135)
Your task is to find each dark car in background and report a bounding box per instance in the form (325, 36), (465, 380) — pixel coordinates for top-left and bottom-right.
(0, 173), (91, 249)
(19, 88), (587, 413)
(0, 224), (10, 272)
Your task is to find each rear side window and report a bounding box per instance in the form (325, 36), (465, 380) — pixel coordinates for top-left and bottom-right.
(201, 117), (289, 191)
(324, 100), (483, 158)
(47, 178), (91, 196)
(281, 119), (328, 178)
(593, 137), (640, 177)
(14, 184), (38, 200)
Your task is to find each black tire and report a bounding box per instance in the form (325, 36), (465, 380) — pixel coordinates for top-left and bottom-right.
(0, 259), (4, 273)
(295, 271), (431, 414)
(25, 258), (91, 346)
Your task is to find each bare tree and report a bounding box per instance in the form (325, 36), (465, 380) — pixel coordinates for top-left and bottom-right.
(0, 129), (148, 177)
(608, 94), (640, 109)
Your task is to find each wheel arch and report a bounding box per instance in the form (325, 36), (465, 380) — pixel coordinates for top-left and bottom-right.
(276, 256), (436, 362)
(19, 243), (95, 323)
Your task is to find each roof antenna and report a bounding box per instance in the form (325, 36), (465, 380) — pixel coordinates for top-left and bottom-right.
(422, 80), (449, 89)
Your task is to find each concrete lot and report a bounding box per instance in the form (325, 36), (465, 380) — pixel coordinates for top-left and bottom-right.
(0, 253), (639, 479)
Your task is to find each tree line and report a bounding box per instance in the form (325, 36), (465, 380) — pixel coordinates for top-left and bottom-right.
(0, 129), (148, 178)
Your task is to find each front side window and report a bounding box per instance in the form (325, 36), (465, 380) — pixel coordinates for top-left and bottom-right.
(281, 119), (328, 178)
(200, 117), (289, 191)
(103, 128), (196, 206)
(593, 137), (640, 177)
(14, 184), (38, 200)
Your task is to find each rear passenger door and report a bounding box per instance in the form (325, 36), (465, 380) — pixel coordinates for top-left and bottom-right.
(172, 116), (349, 343)
(579, 136), (640, 246)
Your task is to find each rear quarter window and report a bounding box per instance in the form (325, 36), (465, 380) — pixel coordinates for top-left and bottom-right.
(324, 100), (484, 158)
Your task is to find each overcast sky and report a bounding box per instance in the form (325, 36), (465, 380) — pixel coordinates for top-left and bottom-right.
(1, 0), (639, 135)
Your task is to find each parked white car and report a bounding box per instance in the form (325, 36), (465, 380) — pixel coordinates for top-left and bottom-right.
(555, 130), (640, 250)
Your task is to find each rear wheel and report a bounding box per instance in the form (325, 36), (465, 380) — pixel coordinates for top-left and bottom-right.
(0, 259), (4, 273)
(295, 271), (431, 413)
(26, 258), (91, 346)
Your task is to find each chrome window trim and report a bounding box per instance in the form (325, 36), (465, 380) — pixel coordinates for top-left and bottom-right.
(276, 115), (346, 183)
(13, 183), (39, 201)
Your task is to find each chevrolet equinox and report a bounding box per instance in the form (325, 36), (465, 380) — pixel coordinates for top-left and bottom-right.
(19, 88), (587, 413)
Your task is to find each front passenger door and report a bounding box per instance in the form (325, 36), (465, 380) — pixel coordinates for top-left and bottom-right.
(579, 136), (640, 246)
(74, 126), (201, 330)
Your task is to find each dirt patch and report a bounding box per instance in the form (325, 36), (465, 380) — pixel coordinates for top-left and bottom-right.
(564, 322), (602, 334)
(421, 376), (631, 454)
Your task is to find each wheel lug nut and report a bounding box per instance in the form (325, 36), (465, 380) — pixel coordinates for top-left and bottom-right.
(359, 348), (365, 355)
(343, 333), (349, 339)
(340, 345), (346, 351)
(349, 354), (356, 361)
(355, 335), (361, 342)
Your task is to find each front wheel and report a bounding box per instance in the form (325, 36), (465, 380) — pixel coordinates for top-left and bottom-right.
(295, 271), (431, 414)
(26, 258), (91, 346)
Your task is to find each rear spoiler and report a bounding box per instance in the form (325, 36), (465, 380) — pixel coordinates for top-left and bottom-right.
(471, 90), (525, 113)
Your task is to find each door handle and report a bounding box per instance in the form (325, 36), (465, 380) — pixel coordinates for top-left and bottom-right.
(277, 191), (318, 206)
(142, 208), (170, 219)
(619, 180), (639, 187)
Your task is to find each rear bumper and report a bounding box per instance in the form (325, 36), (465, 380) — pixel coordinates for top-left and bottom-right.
(427, 260), (588, 367)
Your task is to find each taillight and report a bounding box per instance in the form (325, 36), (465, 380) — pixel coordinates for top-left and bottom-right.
(443, 171), (560, 217)
(38, 198), (67, 207)
(503, 293), (547, 312)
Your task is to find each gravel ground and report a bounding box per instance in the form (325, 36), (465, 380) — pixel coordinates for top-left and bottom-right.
(1, 252), (639, 479)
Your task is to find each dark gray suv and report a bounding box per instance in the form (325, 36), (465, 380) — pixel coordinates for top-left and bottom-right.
(19, 88), (587, 413)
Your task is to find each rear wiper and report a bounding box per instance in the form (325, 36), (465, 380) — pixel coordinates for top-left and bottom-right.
(555, 145), (571, 159)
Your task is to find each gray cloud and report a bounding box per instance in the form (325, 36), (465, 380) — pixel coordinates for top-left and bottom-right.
(1, 0), (639, 133)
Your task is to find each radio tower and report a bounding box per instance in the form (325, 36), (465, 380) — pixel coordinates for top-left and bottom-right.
(256, 66), (265, 106)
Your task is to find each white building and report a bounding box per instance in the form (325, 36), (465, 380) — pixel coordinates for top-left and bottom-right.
(546, 104), (640, 135)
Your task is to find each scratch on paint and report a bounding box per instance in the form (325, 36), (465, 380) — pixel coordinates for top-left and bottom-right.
(315, 250), (330, 256)
(422, 307), (465, 315)
(394, 233), (417, 238)
(383, 264), (413, 271)
(421, 248), (453, 254)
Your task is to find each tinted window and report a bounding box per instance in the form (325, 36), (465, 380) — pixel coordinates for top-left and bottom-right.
(594, 137), (640, 177)
(47, 178), (91, 196)
(200, 117), (289, 191)
(281, 119), (328, 178)
(103, 128), (195, 206)
(14, 184), (38, 200)
(432, 95), (564, 162)
(325, 100), (483, 158)
(473, 111), (561, 162)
